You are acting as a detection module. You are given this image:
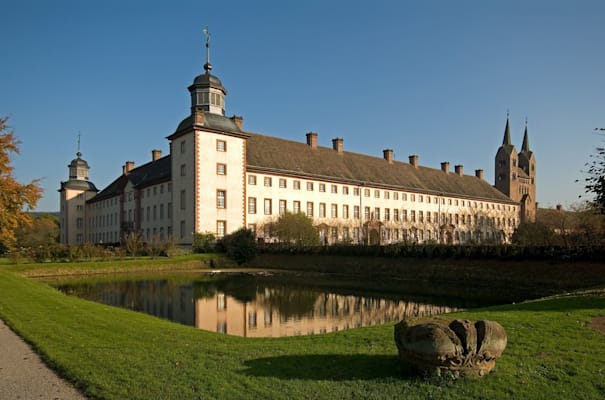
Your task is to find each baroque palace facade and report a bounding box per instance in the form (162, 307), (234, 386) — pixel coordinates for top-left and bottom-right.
(59, 43), (536, 247)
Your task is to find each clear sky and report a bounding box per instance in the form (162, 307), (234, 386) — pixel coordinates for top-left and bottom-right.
(1, 0), (604, 212)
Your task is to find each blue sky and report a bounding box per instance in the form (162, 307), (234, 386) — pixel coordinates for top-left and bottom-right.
(1, 0), (604, 211)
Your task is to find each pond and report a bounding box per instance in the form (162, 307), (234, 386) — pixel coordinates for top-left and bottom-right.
(52, 271), (484, 338)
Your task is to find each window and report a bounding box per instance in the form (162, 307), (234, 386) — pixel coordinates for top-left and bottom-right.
(153, 205), (157, 220)
(264, 199), (272, 215)
(319, 203), (326, 218)
(248, 175), (257, 185)
(342, 186), (349, 195)
(217, 163), (227, 175)
(331, 185), (338, 194)
(394, 209), (399, 221)
(410, 194), (415, 202)
(180, 220), (186, 239)
(374, 190), (380, 198)
(393, 192), (399, 200)
(217, 220), (226, 238)
(248, 197), (256, 214)
(279, 178), (287, 188)
(331, 204), (338, 218)
(342, 205), (349, 219)
(307, 182), (314, 191)
(402, 193), (407, 201)
(319, 183), (326, 192)
(217, 190), (226, 209)
(384, 208), (390, 221)
(180, 164), (186, 176)
(427, 212), (431, 223)
(374, 207), (380, 220)
(354, 187), (360, 196)
(306, 202), (314, 217)
(293, 200), (301, 214)
(160, 204), (164, 219)
(167, 203), (172, 219)
(364, 207), (370, 220)
(364, 189), (370, 197)
(180, 190), (186, 210)
(216, 140), (226, 152)
(153, 187), (157, 196)
(293, 180), (301, 190)
(279, 199), (286, 215)
(180, 140), (186, 153)
(353, 205), (360, 219)
(419, 211), (424, 223)
(384, 191), (390, 199)
(264, 177), (272, 187)
(402, 209), (407, 221)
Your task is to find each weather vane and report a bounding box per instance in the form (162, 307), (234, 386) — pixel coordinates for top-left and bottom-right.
(203, 26), (212, 72)
(77, 131), (82, 157)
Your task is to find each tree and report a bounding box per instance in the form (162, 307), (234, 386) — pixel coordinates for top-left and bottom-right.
(0, 117), (42, 252)
(583, 129), (605, 213)
(15, 214), (59, 248)
(270, 212), (320, 246)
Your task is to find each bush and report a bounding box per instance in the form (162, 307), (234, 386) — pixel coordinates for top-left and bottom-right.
(220, 228), (257, 265)
(193, 232), (217, 253)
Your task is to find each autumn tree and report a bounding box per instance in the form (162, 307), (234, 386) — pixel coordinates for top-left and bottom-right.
(0, 117), (42, 252)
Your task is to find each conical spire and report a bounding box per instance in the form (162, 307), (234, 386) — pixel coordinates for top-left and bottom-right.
(502, 114), (512, 146)
(522, 119), (530, 152)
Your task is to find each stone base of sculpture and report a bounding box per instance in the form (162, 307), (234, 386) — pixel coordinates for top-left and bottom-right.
(394, 317), (507, 377)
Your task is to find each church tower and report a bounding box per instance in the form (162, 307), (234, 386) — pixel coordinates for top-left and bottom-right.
(494, 116), (537, 222)
(518, 122), (537, 222)
(59, 139), (98, 244)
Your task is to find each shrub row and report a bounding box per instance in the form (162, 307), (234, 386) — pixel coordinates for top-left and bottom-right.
(258, 242), (605, 262)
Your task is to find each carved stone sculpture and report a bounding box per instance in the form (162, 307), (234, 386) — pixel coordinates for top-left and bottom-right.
(394, 317), (507, 377)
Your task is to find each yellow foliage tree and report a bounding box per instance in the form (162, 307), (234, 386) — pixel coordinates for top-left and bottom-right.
(0, 117), (42, 251)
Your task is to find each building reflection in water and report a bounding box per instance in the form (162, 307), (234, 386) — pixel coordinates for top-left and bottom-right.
(196, 290), (459, 337)
(56, 277), (461, 338)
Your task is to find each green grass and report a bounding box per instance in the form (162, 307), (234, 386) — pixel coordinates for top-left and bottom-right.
(0, 265), (604, 399)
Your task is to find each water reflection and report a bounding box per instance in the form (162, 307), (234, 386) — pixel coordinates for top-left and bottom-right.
(197, 290), (459, 337)
(55, 273), (463, 337)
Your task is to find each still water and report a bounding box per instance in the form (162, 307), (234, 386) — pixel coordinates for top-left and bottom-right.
(54, 271), (476, 337)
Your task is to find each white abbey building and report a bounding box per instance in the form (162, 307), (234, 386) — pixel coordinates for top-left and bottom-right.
(60, 39), (535, 247)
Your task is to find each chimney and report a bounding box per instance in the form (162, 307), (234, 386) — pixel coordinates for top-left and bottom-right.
(152, 149), (162, 161)
(230, 115), (243, 130)
(455, 165), (463, 176)
(383, 149), (394, 164)
(123, 161), (135, 175)
(475, 169), (484, 180)
(441, 162), (450, 174)
(332, 137), (343, 153)
(306, 132), (318, 148)
(409, 154), (419, 168)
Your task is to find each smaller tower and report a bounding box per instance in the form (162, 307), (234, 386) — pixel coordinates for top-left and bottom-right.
(188, 27), (227, 115)
(59, 136), (98, 245)
(518, 120), (537, 221)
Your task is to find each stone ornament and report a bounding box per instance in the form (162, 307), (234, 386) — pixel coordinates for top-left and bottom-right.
(394, 317), (507, 377)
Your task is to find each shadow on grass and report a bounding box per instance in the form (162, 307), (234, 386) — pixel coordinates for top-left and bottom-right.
(241, 354), (404, 381)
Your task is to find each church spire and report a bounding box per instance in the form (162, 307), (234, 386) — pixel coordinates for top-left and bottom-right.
(522, 118), (530, 152)
(502, 111), (512, 146)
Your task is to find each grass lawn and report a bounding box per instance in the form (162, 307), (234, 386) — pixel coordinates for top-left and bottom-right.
(0, 260), (604, 399)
